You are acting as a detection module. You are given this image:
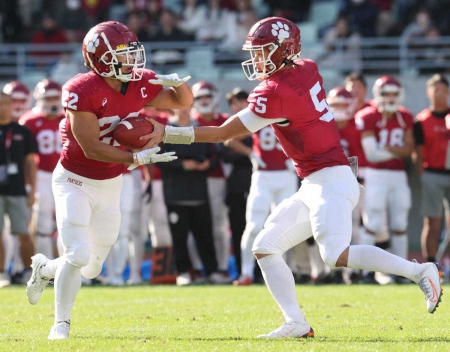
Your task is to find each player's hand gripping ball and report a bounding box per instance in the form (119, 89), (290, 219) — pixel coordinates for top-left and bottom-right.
(114, 116), (154, 150)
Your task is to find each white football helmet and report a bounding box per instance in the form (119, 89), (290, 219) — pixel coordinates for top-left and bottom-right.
(192, 81), (219, 114)
(33, 79), (62, 116)
(327, 86), (356, 121)
(373, 75), (404, 113)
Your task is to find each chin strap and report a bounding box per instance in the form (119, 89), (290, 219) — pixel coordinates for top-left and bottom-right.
(163, 125), (195, 144)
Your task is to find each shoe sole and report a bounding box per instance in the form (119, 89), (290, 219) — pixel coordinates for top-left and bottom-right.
(26, 255), (48, 305)
(429, 264), (444, 314)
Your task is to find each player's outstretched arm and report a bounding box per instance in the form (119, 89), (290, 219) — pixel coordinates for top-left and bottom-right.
(143, 115), (251, 147)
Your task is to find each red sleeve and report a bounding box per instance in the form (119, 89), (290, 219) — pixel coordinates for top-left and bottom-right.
(248, 85), (282, 119)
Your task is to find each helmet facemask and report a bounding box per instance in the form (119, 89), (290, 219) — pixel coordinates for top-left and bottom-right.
(99, 35), (146, 82)
(375, 86), (404, 113)
(242, 43), (280, 81)
(329, 99), (356, 121)
(37, 96), (62, 115)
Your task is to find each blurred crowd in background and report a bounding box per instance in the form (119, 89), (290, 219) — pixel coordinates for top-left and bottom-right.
(1, 0), (450, 49)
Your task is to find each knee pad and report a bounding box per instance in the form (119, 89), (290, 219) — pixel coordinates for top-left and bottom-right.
(80, 262), (103, 279)
(66, 242), (90, 268)
(252, 226), (284, 256)
(317, 235), (349, 269)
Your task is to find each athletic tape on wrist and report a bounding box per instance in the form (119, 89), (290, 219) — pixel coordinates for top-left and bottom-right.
(163, 125), (195, 144)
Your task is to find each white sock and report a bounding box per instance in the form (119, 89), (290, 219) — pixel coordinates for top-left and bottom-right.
(347, 245), (421, 282)
(391, 234), (408, 260)
(257, 254), (307, 324)
(40, 257), (64, 279)
(36, 236), (54, 260)
(54, 261), (81, 323)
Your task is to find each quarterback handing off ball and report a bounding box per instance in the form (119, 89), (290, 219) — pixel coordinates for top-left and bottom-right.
(114, 116), (154, 149)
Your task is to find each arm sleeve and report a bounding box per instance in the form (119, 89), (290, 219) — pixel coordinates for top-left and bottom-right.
(238, 107), (285, 133)
(361, 136), (396, 163)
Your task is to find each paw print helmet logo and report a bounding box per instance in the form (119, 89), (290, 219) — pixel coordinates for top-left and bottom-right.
(242, 17), (301, 81)
(82, 21), (146, 82)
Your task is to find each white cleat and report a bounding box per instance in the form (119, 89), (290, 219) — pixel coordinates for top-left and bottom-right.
(26, 254), (50, 305)
(48, 321), (70, 340)
(0, 272), (10, 288)
(257, 321), (314, 339)
(418, 262), (443, 313)
(208, 272), (232, 284)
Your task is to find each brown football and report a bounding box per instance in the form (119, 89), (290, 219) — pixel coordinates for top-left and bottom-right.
(114, 116), (154, 150)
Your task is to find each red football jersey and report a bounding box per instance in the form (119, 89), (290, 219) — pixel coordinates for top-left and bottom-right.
(356, 105), (414, 170)
(193, 112), (229, 178)
(416, 108), (450, 169)
(60, 70), (162, 180)
(337, 118), (368, 168)
(21, 110), (65, 172)
(247, 59), (348, 178)
(252, 126), (289, 170)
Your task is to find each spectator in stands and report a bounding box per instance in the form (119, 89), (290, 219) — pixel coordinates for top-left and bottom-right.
(178, 0), (206, 38)
(220, 0), (258, 51)
(371, 0), (395, 37)
(54, 0), (90, 43)
(339, 0), (379, 37)
(318, 15), (361, 73)
(196, 0), (230, 43)
(400, 7), (433, 43)
(263, 0), (311, 23)
(429, 0), (450, 36)
(0, 0), (25, 43)
(413, 74), (450, 264)
(30, 13), (68, 62)
(149, 8), (192, 65)
(79, 0), (111, 26)
(126, 11), (151, 42)
(146, 0), (164, 38)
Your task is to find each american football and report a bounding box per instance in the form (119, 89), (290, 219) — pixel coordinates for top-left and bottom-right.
(114, 116), (154, 150)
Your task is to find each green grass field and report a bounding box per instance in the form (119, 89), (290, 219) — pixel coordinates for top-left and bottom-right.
(1, 283), (449, 351)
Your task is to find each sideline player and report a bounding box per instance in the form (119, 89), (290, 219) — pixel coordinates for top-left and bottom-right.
(21, 79), (65, 260)
(145, 17), (443, 338)
(356, 76), (414, 282)
(26, 21), (192, 340)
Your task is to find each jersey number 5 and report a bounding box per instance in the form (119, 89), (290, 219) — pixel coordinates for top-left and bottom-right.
(310, 81), (333, 122)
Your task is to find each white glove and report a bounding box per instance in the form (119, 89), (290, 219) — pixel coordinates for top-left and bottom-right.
(128, 147), (177, 170)
(148, 73), (191, 87)
(249, 152), (267, 171)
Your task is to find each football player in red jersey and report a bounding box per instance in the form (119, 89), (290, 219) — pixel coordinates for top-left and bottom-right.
(356, 76), (414, 284)
(146, 17), (443, 338)
(343, 73), (391, 284)
(25, 21), (192, 340)
(413, 74), (450, 264)
(20, 79), (64, 261)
